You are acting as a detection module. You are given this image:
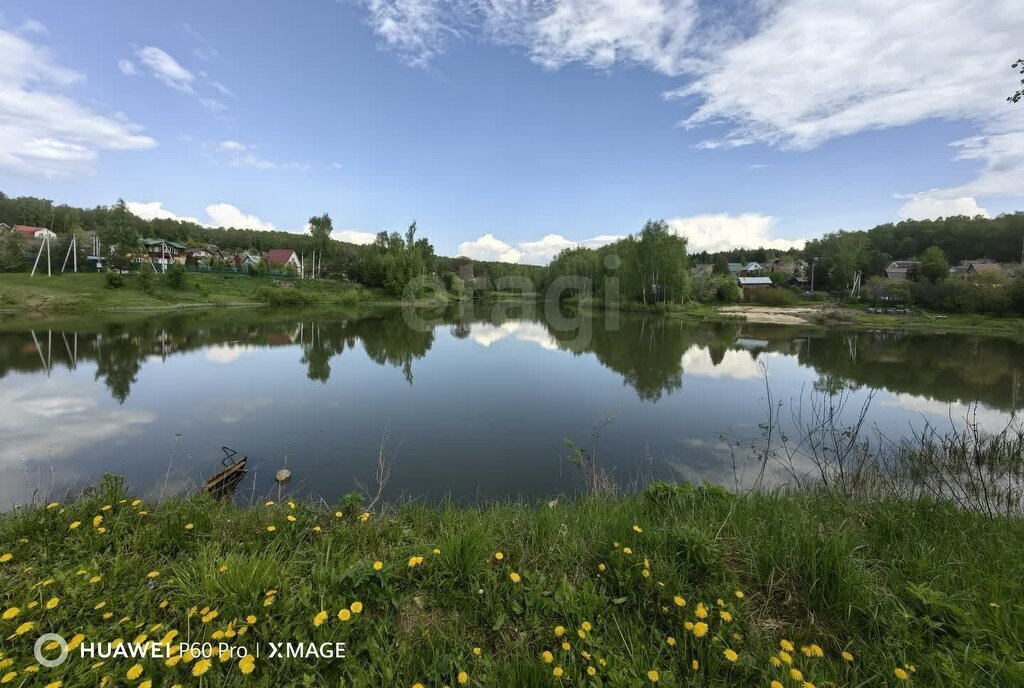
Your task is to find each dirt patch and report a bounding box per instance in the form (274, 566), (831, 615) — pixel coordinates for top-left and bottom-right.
(719, 305), (822, 325)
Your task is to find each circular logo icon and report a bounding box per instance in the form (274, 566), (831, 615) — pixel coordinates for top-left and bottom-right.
(34, 633), (69, 668)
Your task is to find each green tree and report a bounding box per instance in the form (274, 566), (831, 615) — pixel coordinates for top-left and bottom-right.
(307, 213), (333, 277)
(918, 246), (950, 283)
(712, 254), (730, 275)
(0, 231), (25, 272)
(100, 199), (139, 271)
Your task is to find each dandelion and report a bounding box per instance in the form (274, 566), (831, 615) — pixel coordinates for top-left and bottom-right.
(673, 595), (686, 607)
(790, 668), (803, 682)
(46, 502), (59, 509)
(93, 515), (103, 528)
(509, 571), (521, 583)
(70, 521), (81, 529)
(561, 642), (571, 651)
(598, 563), (606, 572)
(266, 525), (276, 532)
(43, 682), (62, 688)
(338, 609), (351, 621)
(350, 601), (363, 614)
(11, 621), (35, 636)
(494, 551), (504, 560)
(587, 666), (597, 676)
(647, 669), (660, 682)
(408, 556), (424, 568)
(457, 671), (468, 684)
(808, 644), (824, 658)
(541, 651), (554, 664)
(218, 564), (229, 572)
(413, 684), (424, 688)
(554, 626), (565, 637)
(334, 511), (343, 518)
(147, 571), (160, 579)
(622, 547), (633, 555)
(803, 683), (816, 688)
(313, 611), (328, 627)
(246, 615), (257, 624)
(779, 651), (792, 665)
(723, 648), (739, 662)
(771, 682), (783, 688)
(633, 524), (643, 533)
(192, 659), (212, 677)
(780, 639), (794, 652)
(473, 647), (482, 656)
(666, 636), (676, 646)
(693, 622), (708, 638)
(0, 554), (10, 563)
(359, 512), (371, 522)
(1, 608), (17, 620)
(735, 590), (744, 599)
(45, 597), (60, 610)
(201, 610), (218, 623)
(581, 621), (592, 632)
(894, 668), (909, 680)
(126, 664), (144, 680)
(695, 603), (708, 619)
(577, 629), (586, 639)
(720, 610), (732, 622)
(432, 548), (441, 555)
(288, 500), (296, 509)
(0, 674), (15, 685)
(373, 561), (383, 571)
(286, 515), (297, 522)
(552, 666), (564, 677)
(770, 656), (782, 667)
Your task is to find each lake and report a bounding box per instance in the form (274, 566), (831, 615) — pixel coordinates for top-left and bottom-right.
(1, 304), (1022, 508)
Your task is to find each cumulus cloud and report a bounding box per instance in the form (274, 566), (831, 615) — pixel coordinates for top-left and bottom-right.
(667, 214), (805, 253)
(457, 233), (522, 262)
(331, 229), (378, 245)
(136, 46), (195, 93)
(117, 58), (137, 75)
(0, 29), (155, 178)
(126, 201), (276, 231)
(897, 196), (990, 221)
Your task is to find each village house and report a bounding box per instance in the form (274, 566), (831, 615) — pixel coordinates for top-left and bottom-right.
(234, 250), (262, 269)
(738, 276), (773, 294)
(13, 225), (57, 240)
(739, 261), (765, 276)
(185, 245), (224, 265)
(885, 260), (920, 280)
(141, 238), (187, 267)
(948, 260), (1004, 276)
(265, 248), (301, 271)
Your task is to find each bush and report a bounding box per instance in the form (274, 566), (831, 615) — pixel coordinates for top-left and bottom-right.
(912, 273), (1012, 314)
(104, 272), (124, 289)
(163, 263), (187, 289)
(745, 288), (796, 305)
(690, 273), (741, 304)
(137, 264), (154, 292)
(255, 286), (314, 307)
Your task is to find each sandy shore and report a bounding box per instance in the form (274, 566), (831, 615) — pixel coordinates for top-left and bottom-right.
(719, 305), (822, 325)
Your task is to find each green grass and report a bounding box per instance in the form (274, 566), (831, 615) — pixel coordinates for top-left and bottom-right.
(0, 272), (399, 314)
(2, 479), (1021, 687)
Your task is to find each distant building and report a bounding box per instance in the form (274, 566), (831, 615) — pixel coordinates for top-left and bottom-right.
(265, 248), (301, 270)
(235, 250), (262, 268)
(738, 276), (773, 290)
(739, 261), (764, 275)
(885, 260), (920, 280)
(727, 262), (743, 276)
(141, 238), (187, 267)
(13, 225), (56, 240)
(964, 261), (1003, 275)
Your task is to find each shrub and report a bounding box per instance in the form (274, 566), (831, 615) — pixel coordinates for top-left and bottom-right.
(163, 263), (187, 289)
(690, 273), (741, 304)
(104, 272), (124, 289)
(137, 264), (154, 292)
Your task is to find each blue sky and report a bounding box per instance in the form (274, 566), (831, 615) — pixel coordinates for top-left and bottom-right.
(1, 0), (1022, 263)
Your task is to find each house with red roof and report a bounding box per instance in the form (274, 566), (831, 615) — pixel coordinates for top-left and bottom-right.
(13, 225), (57, 240)
(265, 248), (301, 271)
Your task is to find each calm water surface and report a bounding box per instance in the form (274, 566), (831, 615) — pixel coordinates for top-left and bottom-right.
(1, 305), (1022, 507)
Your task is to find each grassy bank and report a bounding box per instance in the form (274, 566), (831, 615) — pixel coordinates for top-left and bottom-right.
(0, 272), (400, 314)
(2, 480), (1021, 687)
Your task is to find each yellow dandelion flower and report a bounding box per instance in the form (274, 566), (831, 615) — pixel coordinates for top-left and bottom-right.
(473, 647), (482, 656)
(723, 648), (738, 662)
(1, 676), (17, 686)
(408, 556), (424, 568)
(693, 622), (708, 638)
(771, 682), (783, 688)
(622, 547), (633, 555)
(313, 611), (329, 627)
(239, 655), (255, 674)
(338, 609), (352, 621)
(201, 610), (218, 623)
(842, 651), (854, 662)
(790, 668), (803, 681)
(288, 500), (296, 509)
(147, 571), (159, 579)
(734, 590), (744, 599)
(780, 639), (794, 652)
(185, 523), (194, 530)
(770, 656), (782, 667)
(359, 512), (370, 522)
(0, 554), (11, 563)
(633, 524), (643, 533)
(720, 610), (732, 622)
(577, 629), (586, 639)
(192, 659), (212, 676)
(673, 595), (686, 607)
(92, 515), (103, 528)
(457, 671), (468, 684)
(695, 603), (708, 619)
(126, 663), (143, 680)
(412, 684), (424, 688)
(597, 563), (606, 572)
(373, 561), (383, 571)
(666, 636), (676, 646)
(12, 621), (35, 636)
(1, 608), (17, 620)
(780, 651), (792, 665)
(509, 571), (521, 583)
(691, 659), (699, 671)
(552, 666), (563, 677)
(44, 681), (62, 688)
(266, 525), (276, 532)
(139, 681), (152, 688)
(541, 651), (553, 664)
(587, 666), (597, 676)
(70, 521), (81, 529)
(647, 669), (660, 682)
(554, 625), (565, 637)
(46, 502), (59, 509)
(350, 601), (363, 614)
(683, 621), (694, 631)
(286, 515), (297, 522)
(894, 668), (909, 680)
(581, 621), (592, 632)
(334, 511), (342, 518)
(262, 596), (275, 607)
(561, 641), (571, 651)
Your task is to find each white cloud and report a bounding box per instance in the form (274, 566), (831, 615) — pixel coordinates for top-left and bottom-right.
(517, 233), (623, 264)
(362, 0), (451, 68)
(666, 213), (805, 253)
(457, 233), (522, 262)
(897, 196), (990, 221)
(117, 58), (137, 75)
(218, 140), (247, 152)
(206, 203), (276, 231)
(137, 46), (195, 93)
(17, 19), (48, 35)
(125, 201), (202, 225)
(468, 322), (558, 350)
(0, 29), (155, 178)
(680, 346), (761, 380)
(200, 97), (227, 113)
(126, 201), (275, 231)
(331, 229), (378, 245)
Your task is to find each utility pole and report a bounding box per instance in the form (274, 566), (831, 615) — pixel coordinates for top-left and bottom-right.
(810, 256), (818, 292)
